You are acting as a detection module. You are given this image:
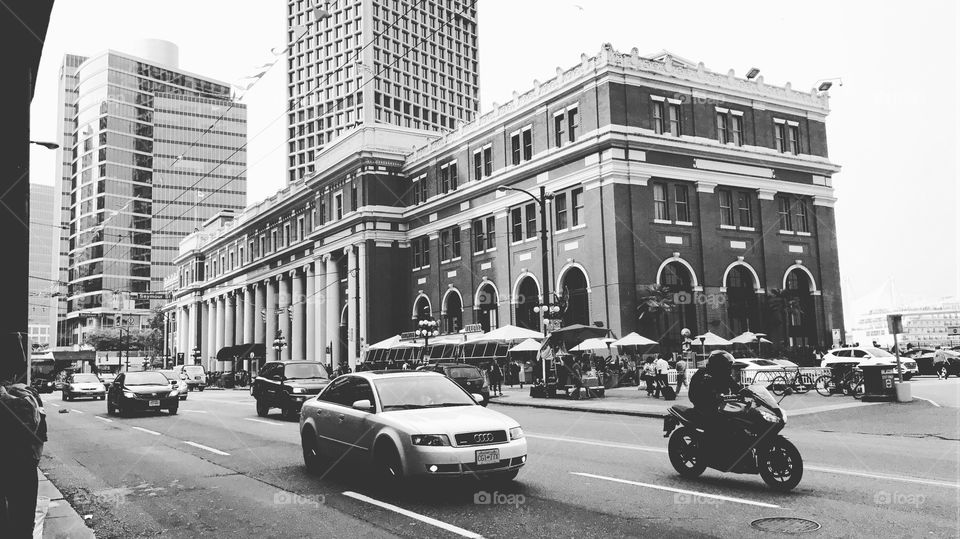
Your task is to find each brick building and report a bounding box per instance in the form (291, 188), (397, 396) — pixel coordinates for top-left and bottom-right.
(165, 45), (843, 373)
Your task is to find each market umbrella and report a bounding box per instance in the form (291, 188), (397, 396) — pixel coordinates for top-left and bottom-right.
(368, 335), (405, 350)
(693, 332), (733, 346)
(730, 331), (771, 357)
(508, 339), (543, 353)
(570, 337), (618, 352)
(613, 332), (657, 347)
(547, 324), (612, 349)
(466, 324), (544, 343)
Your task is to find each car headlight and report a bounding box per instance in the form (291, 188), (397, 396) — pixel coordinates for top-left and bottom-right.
(757, 408), (780, 423)
(169, 390), (179, 397)
(123, 391), (135, 398)
(509, 427), (524, 440)
(411, 434), (450, 446)
(292, 387), (305, 394)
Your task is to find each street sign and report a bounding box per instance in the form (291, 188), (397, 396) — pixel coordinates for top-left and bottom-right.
(887, 314), (904, 334)
(831, 328), (842, 345)
(132, 292), (170, 300)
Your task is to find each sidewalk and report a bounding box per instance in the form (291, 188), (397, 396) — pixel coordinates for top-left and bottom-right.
(37, 468), (95, 539)
(489, 384), (880, 419)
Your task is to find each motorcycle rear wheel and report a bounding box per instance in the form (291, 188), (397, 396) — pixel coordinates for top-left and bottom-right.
(668, 427), (707, 478)
(759, 436), (803, 491)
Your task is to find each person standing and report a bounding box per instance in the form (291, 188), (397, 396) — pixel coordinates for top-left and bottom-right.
(641, 358), (656, 395)
(653, 355), (670, 398)
(489, 362), (503, 397)
(0, 377), (47, 538)
(674, 357), (688, 394)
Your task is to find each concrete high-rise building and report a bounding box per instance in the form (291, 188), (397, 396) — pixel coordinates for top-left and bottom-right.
(285, 0), (479, 183)
(55, 39), (248, 347)
(29, 183), (56, 349)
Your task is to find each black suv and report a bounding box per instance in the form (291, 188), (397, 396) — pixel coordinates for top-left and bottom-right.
(252, 361), (331, 419)
(417, 363), (490, 405)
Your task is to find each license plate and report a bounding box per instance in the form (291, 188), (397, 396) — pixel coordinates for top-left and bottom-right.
(475, 448), (499, 465)
(148, 400), (160, 407)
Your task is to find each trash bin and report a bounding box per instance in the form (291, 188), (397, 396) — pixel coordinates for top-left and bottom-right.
(859, 364), (897, 401)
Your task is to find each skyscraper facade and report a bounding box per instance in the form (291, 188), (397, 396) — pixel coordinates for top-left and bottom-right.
(55, 40), (247, 347)
(285, 0), (479, 183)
(29, 183), (56, 349)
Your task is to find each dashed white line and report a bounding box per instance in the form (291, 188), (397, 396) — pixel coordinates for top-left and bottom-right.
(243, 418), (282, 426)
(48, 402), (60, 407)
(70, 409), (84, 414)
(571, 472), (781, 508)
(131, 426), (161, 436)
(342, 491), (482, 538)
(184, 441), (230, 456)
(179, 409), (208, 413)
(806, 466), (959, 489)
(94, 416), (113, 423)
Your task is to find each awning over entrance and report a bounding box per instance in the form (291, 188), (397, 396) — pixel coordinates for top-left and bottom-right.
(216, 343), (265, 361)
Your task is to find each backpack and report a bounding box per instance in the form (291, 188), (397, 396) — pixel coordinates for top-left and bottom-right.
(661, 384), (677, 401)
(0, 383), (47, 461)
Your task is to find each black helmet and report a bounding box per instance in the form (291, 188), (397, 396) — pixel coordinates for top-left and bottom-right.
(706, 350), (734, 371)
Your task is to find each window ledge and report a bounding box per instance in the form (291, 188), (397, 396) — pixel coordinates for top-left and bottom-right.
(738, 226), (756, 232)
(779, 230), (795, 235)
(485, 247), (497, 253)
(674, 221), (694, 227)
(719, 225), (737, 230)
(796, 231), (812, 237)
(653, 219), (672, 225)
(555, 227), (569, 234)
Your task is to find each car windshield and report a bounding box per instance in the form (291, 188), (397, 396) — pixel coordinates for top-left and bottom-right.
(124, 372), (170, 386)
(72, 374), (100, 383)
(284, 363), (328, 380)
(749, 359), (779, 366)
(183, 367), (204, 375)
(158, 371), (177, 380)
(445, 366), (482, 379)
(375, 376), (475, 410)
(864, 348), (893, 357)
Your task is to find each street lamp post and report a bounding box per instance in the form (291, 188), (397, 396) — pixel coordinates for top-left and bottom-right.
(192, 346), (201, 367)
(273, 330), (287, 361)
(416, 318), (439, 355)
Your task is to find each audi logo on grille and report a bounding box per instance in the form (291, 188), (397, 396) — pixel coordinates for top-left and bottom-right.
(473, 432), (495, 443)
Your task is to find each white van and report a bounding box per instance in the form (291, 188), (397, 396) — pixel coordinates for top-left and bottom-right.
(179, 365), (208, 391)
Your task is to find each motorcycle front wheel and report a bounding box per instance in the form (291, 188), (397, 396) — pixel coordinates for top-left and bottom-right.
(668, 427), (707, 478)
(759, 436), (803, 491)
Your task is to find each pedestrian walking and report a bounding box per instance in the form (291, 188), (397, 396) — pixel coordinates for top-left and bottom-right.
(640, 358), (656, 395)
(0, 372), (47, 538)
(489, 362), (504, 396)
(653, 355), (670, 398)
(674, 357), (688, 394)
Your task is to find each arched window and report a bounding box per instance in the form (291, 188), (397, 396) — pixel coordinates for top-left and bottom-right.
(442, 290), (463, 334)
(476, 283), (499, 332)
(559, 266), (589, 326)
(514, 276), (540, 330)
(658, 262), (697, 350)
(726, 265), (757, 335)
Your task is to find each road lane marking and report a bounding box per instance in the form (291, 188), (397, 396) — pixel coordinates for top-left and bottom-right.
(94, 416), (113, 423)
(570, 472), (781, 509)
(913, 396), (941, 408)
(342, 491), (482, 538)
(527, 433), (666, 454)
(806, 466), (959, 489)
(70, 409), (84, 414)
(244, 418), (282, 425)
(184, 441), (230, 456)
(179, 409), (208, 413)
(49, 402), (60, 407)
(131, 426), (161, 436)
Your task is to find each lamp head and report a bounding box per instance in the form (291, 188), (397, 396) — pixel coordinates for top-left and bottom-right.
(746, 67), (760, 79)
(817, 81), (833, 92)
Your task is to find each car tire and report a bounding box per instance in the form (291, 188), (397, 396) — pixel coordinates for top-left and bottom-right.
(281, 407), (297, 421)
(117, 402), (126, 417)
(374, 441), (404, 493)
(301, 427), (326, 474)
(168, 407), (178, 415)
(256, 400), (270, 417)
(198, 386), (204, 392)
(106, 401), (115, 416)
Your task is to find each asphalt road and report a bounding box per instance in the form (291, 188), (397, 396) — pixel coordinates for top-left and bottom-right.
(40, 390), (960, 538)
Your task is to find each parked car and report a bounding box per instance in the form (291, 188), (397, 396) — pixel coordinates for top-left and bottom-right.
(933, 346), (960, 378)
(98, 372), (117, 389)
(252, 361), (331, 419)
(32, 377), (56, 394)
(416, 363), (490, 406)
(62, 373), (106, 401)
(53, 370), (74, 391)
(901, 348), (938, 375)
(769, 359), (799, 368)
(731, 358), (786, 385)
(299, 371), (526, 486)
(179, 365), (207, 391)
(106, 371), (180, 416)
(158, 370), (189, 400)
(821, 346), (918, 380)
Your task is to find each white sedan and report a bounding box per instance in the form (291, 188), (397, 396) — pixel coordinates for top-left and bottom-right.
(299, 371), (527, 486)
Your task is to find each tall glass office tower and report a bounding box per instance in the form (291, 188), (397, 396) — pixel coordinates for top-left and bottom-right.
(55, 40), (247, 347)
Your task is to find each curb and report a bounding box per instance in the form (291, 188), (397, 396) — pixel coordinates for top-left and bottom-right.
(491, 399), (666, 419)
(37, 468), (95, 539)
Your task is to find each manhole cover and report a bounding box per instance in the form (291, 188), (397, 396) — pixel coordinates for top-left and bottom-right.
(751, 517), (821, 534)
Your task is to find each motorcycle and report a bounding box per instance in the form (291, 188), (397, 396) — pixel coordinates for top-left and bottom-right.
(662, 384), (803, 491)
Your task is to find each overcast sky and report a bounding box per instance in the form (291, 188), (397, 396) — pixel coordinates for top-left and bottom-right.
(29, 0), (959, 324)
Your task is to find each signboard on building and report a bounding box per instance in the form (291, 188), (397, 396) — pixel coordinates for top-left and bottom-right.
(131, 292), (170, 301)
(887, 314), (904, 334)
(832, 328), (842, 346)
(947, 326), (960, 336)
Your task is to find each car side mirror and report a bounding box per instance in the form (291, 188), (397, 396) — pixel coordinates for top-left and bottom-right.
(471, 393), (485, 403)
(352, 399), (373, 411)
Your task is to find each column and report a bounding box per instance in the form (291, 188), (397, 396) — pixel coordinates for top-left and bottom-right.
(357, 242), (368, 363)
(215, 295), (225, 369)
(178, 307), (188, 357)
(265, 279), (277, 362)
(206, 299), (217, 368)
(187, 302), (198, 361)
(243, 286), (255, 344)
(235, 289), (245, 345)
(292, 269), (306, 361)
(317, 255), (329, 368)
(224, 293), (236, 348)
(253, 283), (265, 345)
(278, 274), (291, 361)
(325, 254), (340, 370)
(346, 245), (357, 371)
(306, 262), (316, 362)
(200, 301), (210, 368)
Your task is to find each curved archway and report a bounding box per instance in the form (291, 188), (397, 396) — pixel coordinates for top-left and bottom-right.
(725, 265), (758, 335)
(412, 293), (432, 321)
(441, 287), (464, 333)
(475, 281), (500, 332)
(658, 261), (698, 350)
(782, 264), (818, 292)
(782, 267), (817, 347)
(514, 275), (541, 330)
(558, 266), (590, 326)
(722, 260), (761, 291)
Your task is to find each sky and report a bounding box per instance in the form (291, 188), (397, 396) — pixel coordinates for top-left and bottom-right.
(28, 0), (959, 325)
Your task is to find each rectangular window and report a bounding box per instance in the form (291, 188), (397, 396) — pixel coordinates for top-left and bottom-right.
(413, 236), (429, 268)
(668, 103), (681, 136)
(440, 230), (451, 261)
(298, 217), (305, 241)
(525, 203), (537, 239)
(439, 164), (450, 194)
(674, 185), (690, 222)
(485, 216), (496, 249)
(778, 197), (792, 230)
(718, 190), (734, 226)
(553, 112), (565, 147)
(731, 115), (743, 146)
(335, 193), (343, 219)
(788, 125), (800, 154)
(555, 192), (568, 230)
(449, 163), (457, 190)
(510, 132), (521, 165)
(483, 146), (492, 177)
(716, 113), (728, 144)
(521, 127), (532, 160)
(473, 220), (484, 254)
(737, 192), (752, 227)
(351, 184), (358, 210)
(284, 224), (291, 246)
(567, 107), (579, 142)
(473, 150), (482, 180)
(511, 207), (523, 242)
(571, 187), (584, 226)
(653, 183), (669, 220)
(774, 123), (786, 152)
(451, 227), (460, 258)
(652, 101), (664, 134)
(795, 200), (809, 233)
(319, 198), (327, 224)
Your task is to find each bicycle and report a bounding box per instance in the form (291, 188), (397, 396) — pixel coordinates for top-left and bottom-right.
(770, 368), (815, 396)
(814, 369), (863, 398)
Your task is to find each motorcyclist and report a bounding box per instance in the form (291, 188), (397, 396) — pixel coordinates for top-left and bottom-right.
(688, 350), (744, 467)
